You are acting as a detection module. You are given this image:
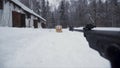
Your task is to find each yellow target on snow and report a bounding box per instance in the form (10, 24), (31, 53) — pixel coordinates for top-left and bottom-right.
(56, 25), (62, 33)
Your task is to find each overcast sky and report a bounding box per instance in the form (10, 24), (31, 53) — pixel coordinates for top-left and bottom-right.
(48, 0), (62, 6)
(48, 0), (64, 10)
(48, 0), (71, 10)
(48, 0), (107, 6)
(48, 0), (120, 9)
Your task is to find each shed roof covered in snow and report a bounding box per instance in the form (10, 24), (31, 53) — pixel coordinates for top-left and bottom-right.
(10, 0), (46, 22)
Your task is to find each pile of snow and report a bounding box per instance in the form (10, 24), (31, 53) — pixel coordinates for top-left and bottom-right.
(0, 27), (110, 68)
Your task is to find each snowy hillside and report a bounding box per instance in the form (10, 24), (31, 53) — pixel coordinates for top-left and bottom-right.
(0, 27), (110, 68)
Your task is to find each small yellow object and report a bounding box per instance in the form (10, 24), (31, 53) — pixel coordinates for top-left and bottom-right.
(56, 25), (62, 32)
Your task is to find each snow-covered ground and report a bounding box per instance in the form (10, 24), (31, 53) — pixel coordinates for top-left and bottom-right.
(0, 27), (110, 68)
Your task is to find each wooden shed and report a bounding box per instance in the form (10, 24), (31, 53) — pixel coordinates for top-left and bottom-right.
(0, 0), (46, 28)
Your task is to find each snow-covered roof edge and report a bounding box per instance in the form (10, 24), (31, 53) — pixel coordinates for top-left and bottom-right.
(10, 0), (46, 22)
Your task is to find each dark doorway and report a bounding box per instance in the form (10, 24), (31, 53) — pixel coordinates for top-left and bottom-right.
(34, 20), (38, 28)
(12, 11), (21, 27)
(41, 23), (46, 28)
(21, 14), (26, 27)
(12, 11), (26, 27)
(0, 0), (3, 9)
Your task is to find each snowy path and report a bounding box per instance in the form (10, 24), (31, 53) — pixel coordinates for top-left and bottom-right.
(0, 27), (110, 68)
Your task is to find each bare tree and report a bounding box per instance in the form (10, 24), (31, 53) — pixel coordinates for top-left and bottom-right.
(20, 0), (120, 28)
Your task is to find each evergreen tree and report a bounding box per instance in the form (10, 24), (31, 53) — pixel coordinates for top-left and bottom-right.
(41, 0), (47, 19)
(58, 0), (69, 28)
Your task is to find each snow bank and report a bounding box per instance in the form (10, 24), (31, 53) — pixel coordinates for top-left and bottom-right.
(0, 27), (110, 68)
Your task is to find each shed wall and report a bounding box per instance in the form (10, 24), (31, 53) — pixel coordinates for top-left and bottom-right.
(0, 0), (41, 28)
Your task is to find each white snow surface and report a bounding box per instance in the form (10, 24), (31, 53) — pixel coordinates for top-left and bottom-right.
(0, 27), (110, 68)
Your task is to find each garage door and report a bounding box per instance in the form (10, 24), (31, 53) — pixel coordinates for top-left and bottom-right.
(12, 11), (26, 27)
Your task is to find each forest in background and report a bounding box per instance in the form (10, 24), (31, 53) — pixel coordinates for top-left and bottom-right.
(20, 0), (120, 28)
